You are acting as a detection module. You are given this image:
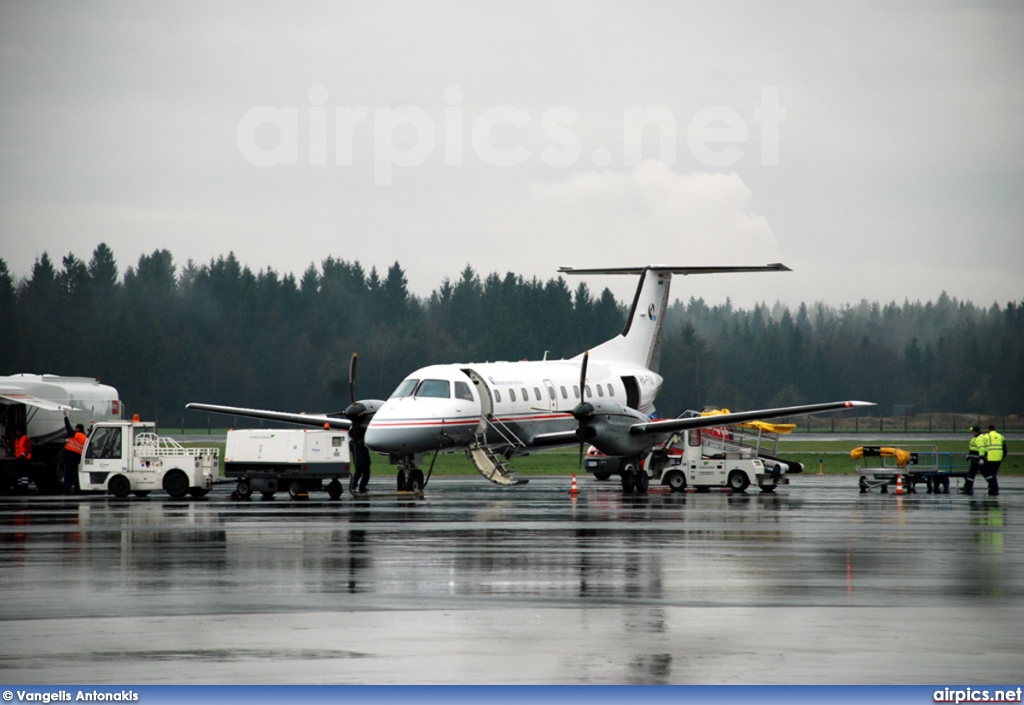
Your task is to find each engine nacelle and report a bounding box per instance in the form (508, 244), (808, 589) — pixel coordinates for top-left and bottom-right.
(577, 400), (654, 458)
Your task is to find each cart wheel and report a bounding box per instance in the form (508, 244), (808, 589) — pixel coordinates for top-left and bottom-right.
(327, 479), (343, 500)
(237, 479), (253, 499)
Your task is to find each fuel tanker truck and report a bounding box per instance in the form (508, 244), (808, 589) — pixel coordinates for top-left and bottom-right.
(0, 374), (122, 493)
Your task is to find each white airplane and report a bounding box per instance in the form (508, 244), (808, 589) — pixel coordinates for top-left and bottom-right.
(188, 264), (872, 493)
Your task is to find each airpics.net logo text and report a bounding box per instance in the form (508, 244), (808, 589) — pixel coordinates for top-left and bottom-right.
(236, 85), (786, 185)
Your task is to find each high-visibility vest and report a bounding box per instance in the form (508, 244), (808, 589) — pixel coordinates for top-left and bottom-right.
(968, 435), (984, 457)
(986, 430), (1005, 462)
(64, 431), (87, 456)
(15, 435), (31, 460)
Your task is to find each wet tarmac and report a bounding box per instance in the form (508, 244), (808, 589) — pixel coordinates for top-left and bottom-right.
(1, 475), (1022, 684)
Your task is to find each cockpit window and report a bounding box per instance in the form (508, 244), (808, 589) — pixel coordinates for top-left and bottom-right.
(416, 379), (451, 398)
(454, 381), (473, 401)
(390, 379), (419, 399)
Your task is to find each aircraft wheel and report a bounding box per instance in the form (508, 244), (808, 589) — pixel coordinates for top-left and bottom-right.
(620, 472), (636, 494)
(133, 490), (151, 498)
(163, 470), (189, 498)
(397, 471), (410, 492)
(408, 469), (425, 493)
(327, 479), (343, 500)
(727, 470), (750, 493)
(109, 474), (131, 498)
(635, 472), (649, 494)
(664, 470), (686, 492)
(236, 479), (253, 499)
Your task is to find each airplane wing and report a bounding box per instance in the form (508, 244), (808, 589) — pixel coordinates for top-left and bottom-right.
(186, 403), (352, 430)
(629, 401), (874, 436)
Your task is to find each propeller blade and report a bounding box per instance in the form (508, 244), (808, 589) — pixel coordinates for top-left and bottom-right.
(577, 351), (589, 469)
(349, 352), (358, 405)
(579, 351), (589, 405)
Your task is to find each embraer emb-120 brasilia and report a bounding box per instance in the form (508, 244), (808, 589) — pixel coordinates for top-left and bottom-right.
(188, 264), (872, 494)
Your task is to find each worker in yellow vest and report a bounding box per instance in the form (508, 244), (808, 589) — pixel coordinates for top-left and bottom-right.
(980, 424), (1005, 496)
(961, 426), (986, 495)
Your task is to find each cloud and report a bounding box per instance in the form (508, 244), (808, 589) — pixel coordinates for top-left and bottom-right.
(530, 160), (776, 255)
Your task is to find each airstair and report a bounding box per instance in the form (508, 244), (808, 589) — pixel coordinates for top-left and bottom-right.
(466, 416), (528, 486)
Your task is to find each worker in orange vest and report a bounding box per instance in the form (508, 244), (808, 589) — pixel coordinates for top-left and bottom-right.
(14, 427), (32, 489)
(62, 410), (88, 495)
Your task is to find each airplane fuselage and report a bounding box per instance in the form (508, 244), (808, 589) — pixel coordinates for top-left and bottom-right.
(363, 358), (663, 457)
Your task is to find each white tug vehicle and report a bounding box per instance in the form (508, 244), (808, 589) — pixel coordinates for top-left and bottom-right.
(79, 416), (219, 498)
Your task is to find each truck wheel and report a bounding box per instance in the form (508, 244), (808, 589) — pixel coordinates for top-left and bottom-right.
(163, 470), (189, 498)
(326, 479), (343, 500)
(288, 482), (305, 500)
(236, 479), (253, 499)
(664, 470), (686, 492)
(109, 474), (131, 498)
(727, 470), (750, 493)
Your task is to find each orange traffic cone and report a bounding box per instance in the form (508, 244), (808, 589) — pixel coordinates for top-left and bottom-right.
(895, 473), (904, 495)
(569, 474), (579, 495)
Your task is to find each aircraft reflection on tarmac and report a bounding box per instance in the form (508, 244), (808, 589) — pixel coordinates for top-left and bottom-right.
(0, 476), (1020, 684)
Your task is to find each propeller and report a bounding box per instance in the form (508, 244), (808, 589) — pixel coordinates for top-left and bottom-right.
(344, 352), (370, 440)
(572, 351), (595, 469)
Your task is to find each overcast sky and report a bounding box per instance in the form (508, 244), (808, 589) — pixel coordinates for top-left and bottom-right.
(1, 1), (1022, 309)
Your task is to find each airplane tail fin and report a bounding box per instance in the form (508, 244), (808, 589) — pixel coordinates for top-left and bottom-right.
(560, 264), (791, 369)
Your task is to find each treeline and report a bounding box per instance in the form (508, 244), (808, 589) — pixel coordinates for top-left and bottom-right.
(1, 244), (1022, 424)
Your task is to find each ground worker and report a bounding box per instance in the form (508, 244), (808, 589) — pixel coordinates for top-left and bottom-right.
(62, 410), (87, 494)
(980, 424), (1005, 496)
(961, 426), (986, 495)
(14, 427), (32, 489)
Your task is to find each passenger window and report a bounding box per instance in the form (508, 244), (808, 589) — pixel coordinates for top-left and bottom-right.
(597, 385), (604, 397)
(416, 379), (450, 398)
(494, 389), (502, 403)
(560, 386), (567, 399)
(584, 385), (591, 398)
(573, 385), (580, 399)
(534, 387), (542, 401)
(606, 384), (614, 397)
(547, 386), (555, 400)
(521, 387), (528, 401)
(509, 389), (517, 402)
(454, 381), (473, 401)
